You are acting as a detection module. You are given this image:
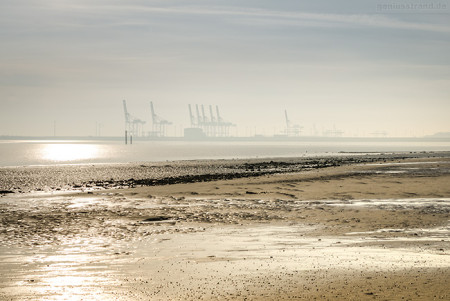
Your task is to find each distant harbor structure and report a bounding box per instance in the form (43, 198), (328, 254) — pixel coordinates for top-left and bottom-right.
(122, 100), (145, 138)
(284, 110), (302, 137)
(120, 100), (354, 140)
(149, 101), (172, 137)
(185, 104), (235, 139)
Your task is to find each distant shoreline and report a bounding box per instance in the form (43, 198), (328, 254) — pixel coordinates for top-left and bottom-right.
(1, 135), (450, 142)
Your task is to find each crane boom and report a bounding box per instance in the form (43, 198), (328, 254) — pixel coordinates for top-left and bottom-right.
(188, 104), (195, 126)
(201, 105), (207, 123)
(209, 105), (215, 123)
(150, 101), (156, 123)
(123, 100), (130, 123)
(216, 106), (221, 122)
(196, 104), (202, 125)
(284, 110), (290, 128)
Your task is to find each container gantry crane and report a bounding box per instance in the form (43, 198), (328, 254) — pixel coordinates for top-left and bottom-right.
(122, 100), (146, 137)
(149, 101), (172, 137)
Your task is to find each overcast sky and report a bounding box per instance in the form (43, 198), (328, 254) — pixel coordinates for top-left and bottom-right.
(1, 0), (449, 137)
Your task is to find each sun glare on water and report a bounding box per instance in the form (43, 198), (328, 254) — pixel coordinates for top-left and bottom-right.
(42, 144), (100, 162)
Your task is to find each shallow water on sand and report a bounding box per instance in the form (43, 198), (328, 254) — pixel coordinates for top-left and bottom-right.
(2, 139), (450, 167)
(1, 191), (449, 300)
(1, 215), (448, 300)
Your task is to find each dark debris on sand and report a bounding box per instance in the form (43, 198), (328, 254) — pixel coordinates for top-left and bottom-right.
(0, 152), (445, 193)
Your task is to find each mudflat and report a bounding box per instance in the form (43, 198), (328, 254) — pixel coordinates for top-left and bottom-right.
(1, 154), (449, 300)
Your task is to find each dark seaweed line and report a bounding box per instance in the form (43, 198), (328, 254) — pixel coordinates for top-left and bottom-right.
(134, 170), (273, 186)
(133, 161), (343, 187)
(1, 153), (434, 193)
(126, 154), (420, 187)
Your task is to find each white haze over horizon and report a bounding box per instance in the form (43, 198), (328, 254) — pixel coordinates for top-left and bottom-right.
(1, 0), (449, 137)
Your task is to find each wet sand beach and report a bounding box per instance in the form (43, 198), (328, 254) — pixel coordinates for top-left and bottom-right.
(1, 153), (449, 300)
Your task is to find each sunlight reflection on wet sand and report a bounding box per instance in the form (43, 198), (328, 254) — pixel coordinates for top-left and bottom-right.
(1, 193), (449, 300)
(41, 144), (101, 162)
(1, 239), (128, 301)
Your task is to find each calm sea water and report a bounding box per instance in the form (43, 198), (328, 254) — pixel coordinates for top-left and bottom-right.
(1, 139), (449, 167)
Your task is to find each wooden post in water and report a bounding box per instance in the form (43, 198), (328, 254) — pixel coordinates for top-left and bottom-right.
(125, 130), (128, 144)
(130, 135), (133, 144)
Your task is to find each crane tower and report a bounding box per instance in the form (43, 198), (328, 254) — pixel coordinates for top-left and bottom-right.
(284, 110), (302, 136)
(149, 101), (172, 137)
(187, 104), (234, 137)
(122, 100), (146, 137)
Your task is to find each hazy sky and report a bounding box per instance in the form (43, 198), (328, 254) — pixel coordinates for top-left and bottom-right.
(1, 0), (449, 137)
